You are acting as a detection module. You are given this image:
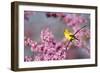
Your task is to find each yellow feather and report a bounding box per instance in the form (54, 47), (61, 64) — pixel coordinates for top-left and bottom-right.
(64, 29), (74, 40)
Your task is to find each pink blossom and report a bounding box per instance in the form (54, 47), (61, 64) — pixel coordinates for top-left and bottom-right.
(73, 27), (90, 49)
(40, 27), (54, 42)
(24, 56), (33, 62)
(63, 14), (87, 27)
(25, 28), (67, 61)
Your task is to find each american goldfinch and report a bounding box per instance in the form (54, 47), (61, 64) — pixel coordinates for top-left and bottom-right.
(64, 25), (87, 41)
(64, 29), (75, 41)
(64, 25), (87, 51)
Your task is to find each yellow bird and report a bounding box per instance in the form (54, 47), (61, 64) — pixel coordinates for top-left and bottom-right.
(64, 25), (87, 41)
(64, 29), (77, 41)
(63, 25), (87, 50)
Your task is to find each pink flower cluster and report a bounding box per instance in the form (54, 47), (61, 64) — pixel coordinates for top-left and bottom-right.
(24, 56), (33, 62)
(24, 28), (67, 61)
(74, 28), (90, 49)
(40, 28), (54, 43)
(63, 14), (87, 27)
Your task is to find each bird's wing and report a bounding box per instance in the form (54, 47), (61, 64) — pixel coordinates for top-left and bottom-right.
(64, 29), (73, 40)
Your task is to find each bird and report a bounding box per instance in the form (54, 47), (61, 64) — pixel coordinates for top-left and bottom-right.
(64, 29), (77, 41)
(64, 25), (87, 50)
